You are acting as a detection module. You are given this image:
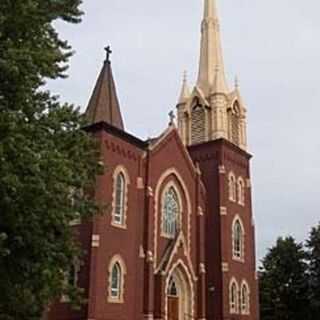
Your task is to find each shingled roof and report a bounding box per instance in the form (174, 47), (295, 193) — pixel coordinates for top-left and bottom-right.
(85, 52), (124, 130)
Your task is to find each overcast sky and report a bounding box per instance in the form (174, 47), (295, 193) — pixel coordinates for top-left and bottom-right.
(49, 0), (320, 261)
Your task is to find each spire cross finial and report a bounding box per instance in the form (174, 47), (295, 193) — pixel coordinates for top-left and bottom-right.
(169, 110), (176, 126)
(235, 75), (239, 89)
(104, 46), (112, 63)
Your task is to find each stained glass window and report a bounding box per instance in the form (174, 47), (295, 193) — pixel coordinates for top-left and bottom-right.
(162, 187), (179, 237)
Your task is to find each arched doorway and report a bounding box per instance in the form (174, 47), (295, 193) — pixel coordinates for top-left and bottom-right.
(166, 265), (193, 320)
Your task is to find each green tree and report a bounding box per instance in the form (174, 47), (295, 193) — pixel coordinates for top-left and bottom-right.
(259, 237), (309, 320)
(0, 1), (101, 319)
(306, 223), (320, 318)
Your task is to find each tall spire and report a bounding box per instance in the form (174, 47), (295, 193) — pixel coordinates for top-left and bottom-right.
(85, 47), (124, 129)
(197, 0), (228, 95)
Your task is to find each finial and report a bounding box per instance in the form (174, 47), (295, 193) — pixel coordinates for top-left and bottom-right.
(183, 70), (188, 83)
(235, 75), (239, 89)
(104, 46), (112, 63)
(168, 110), (176, 126)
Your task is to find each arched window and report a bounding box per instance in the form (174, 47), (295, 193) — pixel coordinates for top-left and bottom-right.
(233, 218), (244, 260)
(112, 166), (130, 227)
(162, 186), (180, 238)
(108, 256), (126, 303)
(230, 279), (239, 314)
(110, 263), (121, 299)
(191, 102), (205, 144)
(241, 281), (250, 315)
(228, 172), (236, 202)
(237, 177), (245, 206)
(114, 173), (125, 224)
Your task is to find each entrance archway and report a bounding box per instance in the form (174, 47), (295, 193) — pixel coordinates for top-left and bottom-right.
(165, 264), (193, 320)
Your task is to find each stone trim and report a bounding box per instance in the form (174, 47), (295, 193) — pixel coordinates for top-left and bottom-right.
(220, 206), (227, 216)
(91, 235), (100, 248)
(137, 177), (144, 189)
(218, 165), (226, 174)
(222, 262), (229, 272)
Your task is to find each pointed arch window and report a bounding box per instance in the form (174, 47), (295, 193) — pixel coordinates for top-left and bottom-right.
(230, 279), (239, 314)
(237, 177), (245, 206)
(111, 263), (121, 298)
(241, 281), (250, 315)
(108, 256), (126, 303)
(228, 172), (236, 202)
(112, 166), (129, 228)
(233, 218), (245, 261)
(162, 186), (180, 238)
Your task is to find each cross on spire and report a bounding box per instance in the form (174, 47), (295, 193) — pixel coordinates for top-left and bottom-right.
(104, 46), (112, 63)
(169, 110), (176, 126)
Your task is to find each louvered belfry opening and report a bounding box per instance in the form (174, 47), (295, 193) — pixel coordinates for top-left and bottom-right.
(191, 100), (206, 145)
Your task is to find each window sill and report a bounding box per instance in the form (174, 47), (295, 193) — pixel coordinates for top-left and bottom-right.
(108, 297), (124, 304)
(111, 221), (127, 230)
(232, 256), (245, 263)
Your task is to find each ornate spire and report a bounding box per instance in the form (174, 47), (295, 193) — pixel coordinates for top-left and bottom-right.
(85, 47), (124, 129)
(178, 71), (190, 104)
(197, 0), (228, 95)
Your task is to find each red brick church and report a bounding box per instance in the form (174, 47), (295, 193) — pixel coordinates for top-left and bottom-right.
(48, 0), (259, 319)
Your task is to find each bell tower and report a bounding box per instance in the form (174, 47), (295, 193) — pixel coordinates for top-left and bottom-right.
(177, 0), (247, 150)
(180, 1), (260, 320)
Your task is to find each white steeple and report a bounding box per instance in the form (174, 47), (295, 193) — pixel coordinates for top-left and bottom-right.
(197, 0), (228, 95)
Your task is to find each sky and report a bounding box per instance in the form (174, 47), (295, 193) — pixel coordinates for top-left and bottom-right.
(49, 0), (320, 261)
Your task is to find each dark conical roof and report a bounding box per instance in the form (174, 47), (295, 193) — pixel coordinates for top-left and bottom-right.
(85, 59), (124, 130)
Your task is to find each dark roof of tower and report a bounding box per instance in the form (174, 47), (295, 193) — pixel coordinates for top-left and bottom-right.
(85, 58), (124, 130)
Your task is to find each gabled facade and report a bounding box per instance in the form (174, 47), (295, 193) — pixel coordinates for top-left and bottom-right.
(47, 1), (259, 320)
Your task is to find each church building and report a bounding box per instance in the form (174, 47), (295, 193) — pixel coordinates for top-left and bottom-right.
(48, 0), (259, 319)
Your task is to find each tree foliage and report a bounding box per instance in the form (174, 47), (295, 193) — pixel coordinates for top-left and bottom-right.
(0, 1), (101, 319)
(259, 237), (309, 320)
(306, 224), (320, 317)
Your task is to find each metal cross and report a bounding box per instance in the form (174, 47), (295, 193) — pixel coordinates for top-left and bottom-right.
(104, 46), (112, 63)
(169, 110), (176, 126)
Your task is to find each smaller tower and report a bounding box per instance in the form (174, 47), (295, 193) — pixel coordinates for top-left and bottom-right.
(85, 46), (125, 129)
(176, 0), (247, 150)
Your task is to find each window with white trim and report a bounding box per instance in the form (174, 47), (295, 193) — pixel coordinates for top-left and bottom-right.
(241, 281), (250, 315)
(162, 186), (180, 238)
(228, 172), (236, 202)
(237, 177), (245, 206)
(233, 218), (244, 261)
(230, 279), (239, 314)
(110, 263), (121, 299)
(113, 172), (126, 225)
(108, 256), (126, 303)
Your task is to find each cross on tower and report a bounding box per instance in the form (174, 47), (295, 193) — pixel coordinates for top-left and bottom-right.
(169, 110), (176, 126)
(104, 46), (112, 63)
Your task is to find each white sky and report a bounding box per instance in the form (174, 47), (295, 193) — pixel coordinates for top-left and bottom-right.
(49, 0), (320, 261)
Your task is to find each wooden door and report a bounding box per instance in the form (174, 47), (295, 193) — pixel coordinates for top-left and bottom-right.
(168, 296), (179, 320)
